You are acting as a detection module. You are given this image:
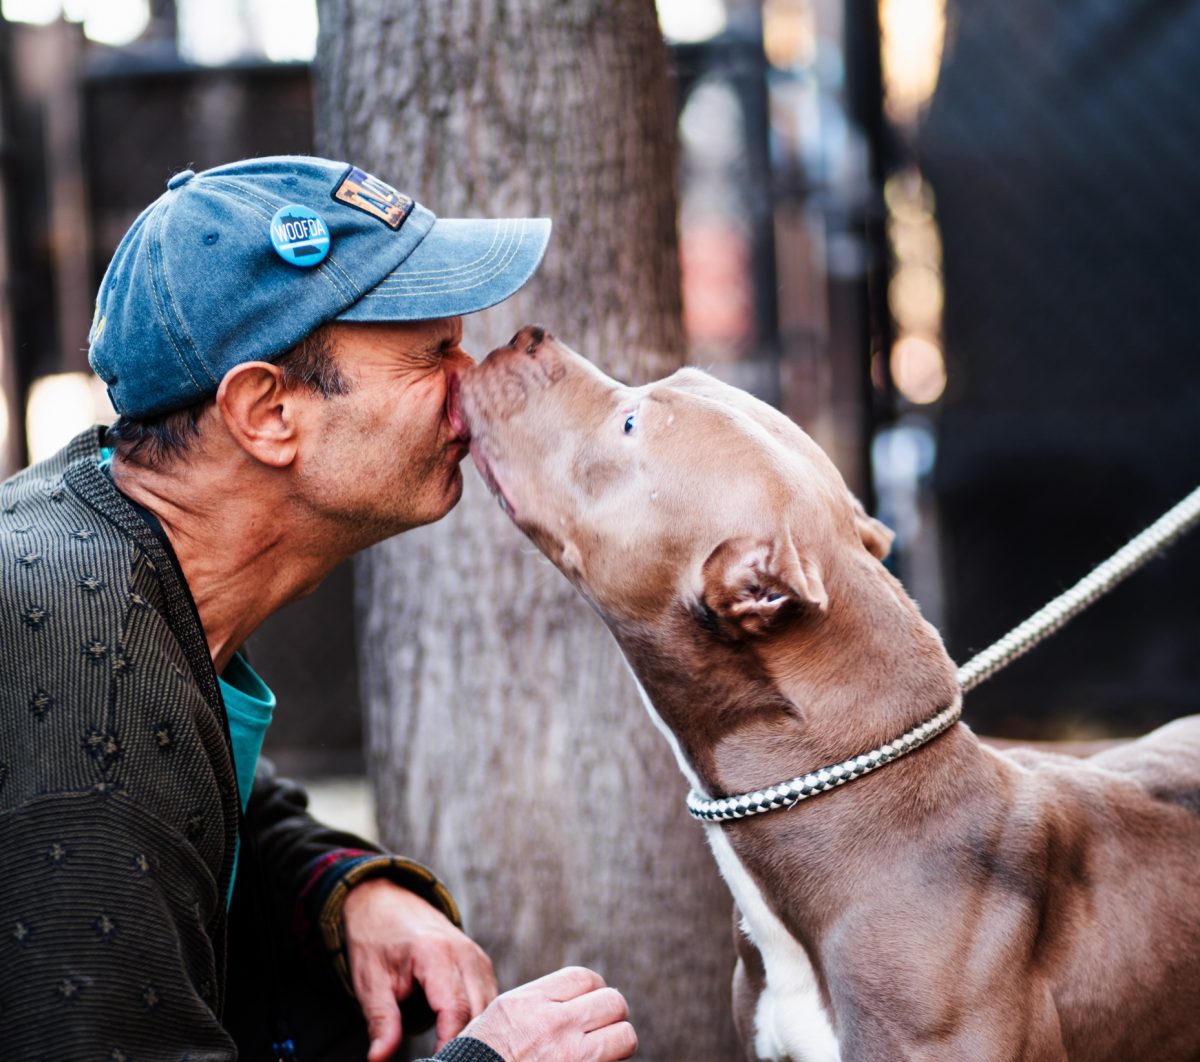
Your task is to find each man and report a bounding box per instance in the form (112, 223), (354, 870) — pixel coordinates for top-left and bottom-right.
(0, 156), (637, 1062)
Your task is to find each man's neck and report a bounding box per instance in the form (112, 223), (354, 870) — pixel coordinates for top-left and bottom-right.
(109, 452), (347, 674)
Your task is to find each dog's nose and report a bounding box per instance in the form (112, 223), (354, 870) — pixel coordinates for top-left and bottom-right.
(509, 324), (550, 355)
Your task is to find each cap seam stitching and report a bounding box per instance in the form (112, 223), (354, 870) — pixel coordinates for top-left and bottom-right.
(145, 205), (209, 394)
(372, 220), (508, 281)
(158, 245), (219, 388)
(318, 255), (363, 298)
(359, 228), (527, 298)
(332, 207), (438, 298)
(370, 220), (514, 284)
(211, 176), (290, 215)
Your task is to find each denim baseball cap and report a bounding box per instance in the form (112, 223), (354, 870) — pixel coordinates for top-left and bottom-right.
(88, 155), (551, 418)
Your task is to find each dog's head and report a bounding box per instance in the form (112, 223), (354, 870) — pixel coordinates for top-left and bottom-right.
(457, 327), (893, 640)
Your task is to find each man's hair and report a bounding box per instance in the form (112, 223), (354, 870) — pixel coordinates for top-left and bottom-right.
(107, 323), (349, 468)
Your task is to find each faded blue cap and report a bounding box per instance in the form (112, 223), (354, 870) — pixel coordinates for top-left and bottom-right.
(88, 155), (551, 418)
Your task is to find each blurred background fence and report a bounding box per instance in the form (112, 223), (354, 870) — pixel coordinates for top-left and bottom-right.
(1, 0), (1196, 773)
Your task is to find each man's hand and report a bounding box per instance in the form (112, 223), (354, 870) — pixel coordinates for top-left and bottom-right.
(458, 966), (637, 1062)
(342, 878), (497, 1060)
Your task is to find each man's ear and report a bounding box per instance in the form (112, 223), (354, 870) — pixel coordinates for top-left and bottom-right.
(700, 534), (827, 637)
(216, 362), (300, 468)
(849, 493), (894, 560)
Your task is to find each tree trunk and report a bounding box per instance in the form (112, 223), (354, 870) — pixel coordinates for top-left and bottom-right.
(315, 3), (739, 1059)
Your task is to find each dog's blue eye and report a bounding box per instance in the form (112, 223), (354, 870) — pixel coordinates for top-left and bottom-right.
(623, 414), (636, 434)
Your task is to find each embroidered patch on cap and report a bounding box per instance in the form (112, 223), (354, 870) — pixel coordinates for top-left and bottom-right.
(270, 205), (331, 267)
(333, 166), (414, 230)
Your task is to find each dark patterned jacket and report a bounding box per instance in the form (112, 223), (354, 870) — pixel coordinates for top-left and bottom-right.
(0, 428), (502, 1062)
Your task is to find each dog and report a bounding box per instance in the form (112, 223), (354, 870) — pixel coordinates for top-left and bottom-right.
(454, 326), (1200, 1061)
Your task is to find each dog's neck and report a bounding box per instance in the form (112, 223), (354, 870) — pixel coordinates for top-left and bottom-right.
(619, 549), (964, 801)
(616, 551), (999, 940)
(757, 551), (963, 775)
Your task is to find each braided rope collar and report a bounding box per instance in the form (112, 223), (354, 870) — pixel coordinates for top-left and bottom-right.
(685, 485), (1200, 823)
(685, 695), (963, 822)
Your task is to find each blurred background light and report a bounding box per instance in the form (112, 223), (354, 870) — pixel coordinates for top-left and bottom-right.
(252, 0), (318, 62)
(884, 166), (946, 406)
(177, 0), (249, 64)
(872, 418), (937, 533)
(1, 0), (58, 25)
(657, 0), (727, 44)
(888, 214), (941, 265)
(71, 0), (148, 46)
(890, 334), (946, 405)
(888, 261), (943, 333)
(878, 0), (945, 125)
(174, 0), (316, 65)
(3, 0), (149, 46)
(762, 0), (815, 71)
(883, 167), (936, 223)
(679, 79), (744, 161)
(25, 372), (114, 464)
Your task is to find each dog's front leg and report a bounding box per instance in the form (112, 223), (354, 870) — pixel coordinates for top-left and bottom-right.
(733, 907), (770, 1061)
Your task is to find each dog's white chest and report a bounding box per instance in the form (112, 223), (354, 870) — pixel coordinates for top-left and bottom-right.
(630, 675), (840, 1061)
(706, 826), (841, 1062)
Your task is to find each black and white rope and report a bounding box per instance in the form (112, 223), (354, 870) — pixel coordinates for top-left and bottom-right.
(686, 698), (962, 822)
(687, 484), (1200, 824)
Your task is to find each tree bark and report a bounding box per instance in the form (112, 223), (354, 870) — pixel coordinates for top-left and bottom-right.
(315, 3), (739, 1059)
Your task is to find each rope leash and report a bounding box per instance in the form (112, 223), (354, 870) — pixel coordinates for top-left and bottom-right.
(687, 484), (1200, 822)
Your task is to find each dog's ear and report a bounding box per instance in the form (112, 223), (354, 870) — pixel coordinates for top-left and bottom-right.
(849, 494), (894, 560)
(700, 535), (827, 636)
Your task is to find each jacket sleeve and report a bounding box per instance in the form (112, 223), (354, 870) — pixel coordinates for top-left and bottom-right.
(242, 759), (462, 1014)
(0, 788), (237, 1061)
(428, 1036), (508, 1062)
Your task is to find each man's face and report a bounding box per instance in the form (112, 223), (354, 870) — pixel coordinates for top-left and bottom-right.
(295, 316), (474, 540)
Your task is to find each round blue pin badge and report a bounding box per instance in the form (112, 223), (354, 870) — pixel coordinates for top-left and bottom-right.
(269, 204), (331, 267)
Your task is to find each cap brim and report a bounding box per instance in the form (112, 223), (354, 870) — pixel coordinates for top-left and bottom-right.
(337, 216), (551, 322)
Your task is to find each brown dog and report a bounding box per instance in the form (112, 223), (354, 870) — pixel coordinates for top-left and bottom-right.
(455, 326), (1200, 1061)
